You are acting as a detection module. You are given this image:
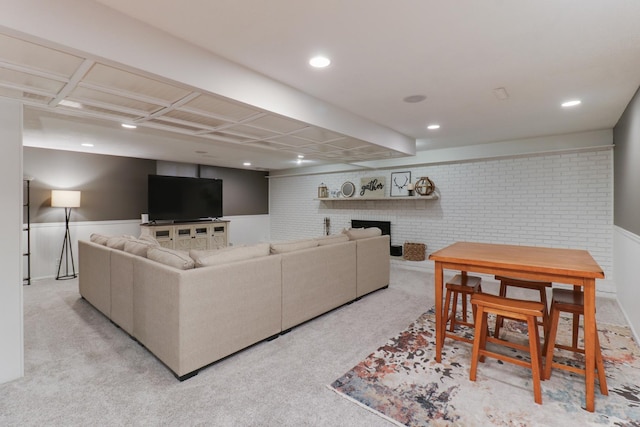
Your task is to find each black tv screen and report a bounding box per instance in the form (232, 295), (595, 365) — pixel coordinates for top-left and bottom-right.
(148, 175), (223, 222)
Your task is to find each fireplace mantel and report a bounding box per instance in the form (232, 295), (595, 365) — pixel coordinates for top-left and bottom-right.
(314, 192), (440, 202)
(315, 194), (438, 209)
(315, 194), (438, 202)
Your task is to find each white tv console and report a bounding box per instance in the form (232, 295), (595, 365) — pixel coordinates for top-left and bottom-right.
(140, 220), (229, 251)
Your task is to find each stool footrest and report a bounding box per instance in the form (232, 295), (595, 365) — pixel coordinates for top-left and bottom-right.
(447, 274), (482, 288)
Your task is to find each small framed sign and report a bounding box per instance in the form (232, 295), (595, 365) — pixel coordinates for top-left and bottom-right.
(390, 171), (411, 197)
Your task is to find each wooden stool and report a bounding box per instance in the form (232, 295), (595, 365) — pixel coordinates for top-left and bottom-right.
(442, 273), (482, 344)
(493, 276), (551, 339)
(543, 288), (608, 396)
(470, 293), (545, 404)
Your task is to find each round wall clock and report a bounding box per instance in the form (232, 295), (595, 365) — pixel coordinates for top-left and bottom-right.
(415, 177), (435, 196)
(341, 181), (356, 197)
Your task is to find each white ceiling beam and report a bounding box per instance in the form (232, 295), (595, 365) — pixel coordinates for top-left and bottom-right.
(49, 59), (94, 106)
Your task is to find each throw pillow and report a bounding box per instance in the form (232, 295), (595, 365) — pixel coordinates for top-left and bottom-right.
(190, 243), (270, 267)
(90, 233), (110, 245)
(138, 234), (160, 246)
(124, 239), (159, 257)
(106, 235), (135, 250)
(345, 227), (382, 240)
(147, 247), (194, 270)
(316, 234), (350, 246)
(270, 239), (318, 254)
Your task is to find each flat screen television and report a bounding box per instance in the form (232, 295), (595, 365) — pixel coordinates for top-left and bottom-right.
(148, 175), (223, 222)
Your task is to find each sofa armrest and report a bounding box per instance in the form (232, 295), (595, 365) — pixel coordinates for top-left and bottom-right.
(356, 235), (390, 297)
(78, 240), (112, 318)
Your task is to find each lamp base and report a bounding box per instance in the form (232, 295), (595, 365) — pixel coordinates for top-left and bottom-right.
(56, 207), (77, 280)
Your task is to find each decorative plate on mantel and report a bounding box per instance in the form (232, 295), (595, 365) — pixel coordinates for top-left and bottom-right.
(341, 181), (355, 197)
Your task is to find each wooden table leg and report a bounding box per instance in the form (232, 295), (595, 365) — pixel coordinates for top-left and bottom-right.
(434, 262), (443, 362)
(583, 279), (596, 412)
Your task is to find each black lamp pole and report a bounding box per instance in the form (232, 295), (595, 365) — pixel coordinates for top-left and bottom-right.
(56, 207), (77, 280)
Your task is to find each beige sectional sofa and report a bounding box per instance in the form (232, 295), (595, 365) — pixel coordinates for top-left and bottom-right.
(78, 229), (390, 380)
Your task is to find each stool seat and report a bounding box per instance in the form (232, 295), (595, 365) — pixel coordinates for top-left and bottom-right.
(551, 287), (584, 307)
(493, 276), (551, 340)
(543, 288), (608, 396)
(443, 273), (482, 344)
(470, 293), (545, 404)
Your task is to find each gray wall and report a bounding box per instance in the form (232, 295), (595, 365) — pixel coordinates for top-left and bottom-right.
(613, 87), (640, 235)
(24, 147), (155, 223)
(23, 149), (270, 224)
(157, 161), (269, 215)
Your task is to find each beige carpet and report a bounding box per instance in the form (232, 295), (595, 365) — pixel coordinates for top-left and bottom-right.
(0, 265), (629, 426)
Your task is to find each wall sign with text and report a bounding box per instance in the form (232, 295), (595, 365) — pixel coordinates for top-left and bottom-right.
(359, 176), (386, 197)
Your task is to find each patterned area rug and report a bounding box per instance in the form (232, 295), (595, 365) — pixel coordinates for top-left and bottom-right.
(330, 309), (640, 426)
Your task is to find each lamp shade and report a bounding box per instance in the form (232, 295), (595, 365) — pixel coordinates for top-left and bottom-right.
(51, 190), (81, 208)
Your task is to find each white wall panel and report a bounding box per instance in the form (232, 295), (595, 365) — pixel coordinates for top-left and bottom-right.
(614, 226), (640, 343)
(223, 215), (270, 245)
(27, 215), (269, 280)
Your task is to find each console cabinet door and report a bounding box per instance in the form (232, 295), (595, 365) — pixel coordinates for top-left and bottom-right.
(192, 226), (209, 250)
(210, 224), (227, 249)
(174, 226), (194, 251)
(148, 226), (173, 249)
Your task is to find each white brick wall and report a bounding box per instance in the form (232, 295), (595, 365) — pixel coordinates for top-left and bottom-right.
(270, 149), (614, 292)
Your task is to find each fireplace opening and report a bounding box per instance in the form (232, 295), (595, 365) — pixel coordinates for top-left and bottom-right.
(351, 220), (395, 255)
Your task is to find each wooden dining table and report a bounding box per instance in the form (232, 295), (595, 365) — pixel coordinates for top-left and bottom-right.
(429, 242), (605, 412)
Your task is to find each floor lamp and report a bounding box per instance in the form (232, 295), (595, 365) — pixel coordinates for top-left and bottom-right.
(52, 190), (81, 280)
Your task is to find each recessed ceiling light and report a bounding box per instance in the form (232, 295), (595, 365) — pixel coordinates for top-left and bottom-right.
(561, 100), (581, 107)
(427, 124), (441, 130)
(121, 123), (137, 129)
(59, 100), (83, 109)
(403, 95), (427, 103)
(298, 155), (304, 159)
(81, 143), (94, 147)
(243, 162), (251, 166)
(309, 56), (331, 68)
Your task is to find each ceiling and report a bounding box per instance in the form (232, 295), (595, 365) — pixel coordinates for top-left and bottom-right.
(2, 1), (640, 171)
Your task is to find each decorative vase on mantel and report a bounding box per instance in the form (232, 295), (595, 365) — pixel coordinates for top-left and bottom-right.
(318, 183), (328, 198)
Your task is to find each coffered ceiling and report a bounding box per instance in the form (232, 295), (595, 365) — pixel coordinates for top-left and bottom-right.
(2, 1), (640, 171)
(0, 32), (406, 170)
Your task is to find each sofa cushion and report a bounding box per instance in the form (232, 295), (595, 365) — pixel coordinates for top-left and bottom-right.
(270, 239), (318, 254)
(106, 235), (135, 250)
(124, 239), (158, 257)
(90, 233), (110, 245)
(190, 243), (271, 267)
(343, 227), (382, 240)
(316, 234), (350, 246)
(148, 247), (195, 270)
